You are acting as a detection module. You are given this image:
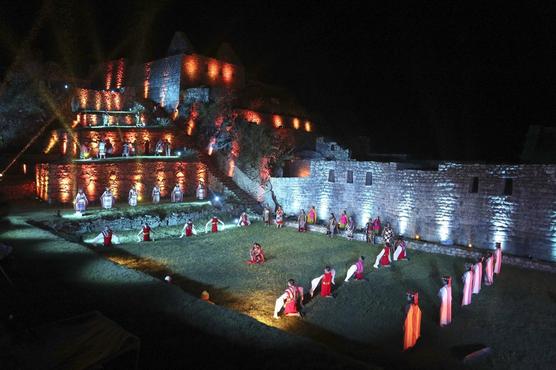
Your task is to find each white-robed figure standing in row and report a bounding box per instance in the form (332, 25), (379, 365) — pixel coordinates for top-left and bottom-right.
(100, 187), (114, 209)
(74, 188), (88, 216)
(98, 139), (106, 159)
(462, 264), (474, 306)
(484, 253), (494, 286)
(196, 181), (206, 200)
(152, 185), (161, 204)
(310, 266), (336, 298)
(273, 279), (304, 319)
(438, 276), (452, 327)
(171, 183), (183, 203)
(128, 185), (138, 207)
(472, 257), (483, 295)
(345, 256), (366, 282)
(494, 242), (503, 275)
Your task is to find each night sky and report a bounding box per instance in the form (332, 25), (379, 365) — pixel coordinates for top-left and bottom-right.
(1, 1), (555, 161)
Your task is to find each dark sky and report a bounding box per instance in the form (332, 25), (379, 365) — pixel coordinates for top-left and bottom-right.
(1, 1), (555, 161)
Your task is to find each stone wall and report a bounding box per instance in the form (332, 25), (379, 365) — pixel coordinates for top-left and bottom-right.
(75, 127), (189, 157)
(250, 160), (556, 262)
(36, 161), (208, 205)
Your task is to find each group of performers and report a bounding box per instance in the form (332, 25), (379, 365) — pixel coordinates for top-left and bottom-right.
(461, 244), (502, 306)
(373, 237), (409, 268)
(73, 182), (207, 213)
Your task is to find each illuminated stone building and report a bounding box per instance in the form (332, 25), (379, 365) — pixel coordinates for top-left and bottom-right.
(36, 32), (316, 205)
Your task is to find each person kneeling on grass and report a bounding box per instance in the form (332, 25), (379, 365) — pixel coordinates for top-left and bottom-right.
(374, 243), (392, 269)
(247, 242), (265, 264)
(310, 266), (336, 298)
(273, 279), (304, 319)
(90, 226), (120, 247)
(205, 216), (225, 233)
(180, 219), (197, 238)
(345, 256), (366, 282)
(393, 236), (408, 261)
(136, 223), (154, 242)
(237, 212), (250, 227)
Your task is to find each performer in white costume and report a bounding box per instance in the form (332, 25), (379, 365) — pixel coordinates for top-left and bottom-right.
(196, 182), (206, 200)
(171, 183), (183, 203)
(438, 276), (452, 327)
(100, 187), (114, 209)
(128, 185), (138, 207)
(74, 188), (88, 215)
(462, 264), (474, 306)
(494, 242), (503, 275)
(151, 185), (161, 204)
(472, 257), (483, 295)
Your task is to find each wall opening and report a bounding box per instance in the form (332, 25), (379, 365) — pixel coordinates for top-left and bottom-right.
(365, 172), (372, 186)
(328, 169), (335, 182)
(504, 178), (513, 196)
(470, 177), (479, 193)
(347, 170), (353, 183)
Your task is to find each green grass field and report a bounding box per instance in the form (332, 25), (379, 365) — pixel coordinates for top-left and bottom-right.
(83, 223), (556, 369)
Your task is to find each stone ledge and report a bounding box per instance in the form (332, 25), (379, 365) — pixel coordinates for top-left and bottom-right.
(283, 221), (556, 274)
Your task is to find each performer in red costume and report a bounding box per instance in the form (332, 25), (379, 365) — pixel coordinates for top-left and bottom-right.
(205, 216), (225, 233)
(373, 243), (392, 268)
(275, 206), (285, 228)
(310, 266), (336, 297)
(237, 212), (250, 227)
(90, 226), (120, 247)
(462, 264), (474, 306)
(403, 292), (422, 351)
(345, 256), (366, 282)
(180, 219), (196, 238)
(494, 242), (503, 275)
(393, 236), (408, 261)
(438, 276), (452, 327)
(484, 252), (494, 286)
(273, 279), (304, 319)
(136, 223), (154, 242)
(247, 243), (265, 264)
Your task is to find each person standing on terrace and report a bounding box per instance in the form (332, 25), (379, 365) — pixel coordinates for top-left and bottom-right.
(152, 184), (161, 204)
(100, 187), (114, 209)
(74, 188), (88, 216)
(128, 185), (138, 207)
(171, 183), (183, 203)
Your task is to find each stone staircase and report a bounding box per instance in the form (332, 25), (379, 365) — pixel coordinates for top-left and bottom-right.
(199, 153), (262, 213)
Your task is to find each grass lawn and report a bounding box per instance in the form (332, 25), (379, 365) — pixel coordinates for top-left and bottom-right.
(83, 223), (556, 369)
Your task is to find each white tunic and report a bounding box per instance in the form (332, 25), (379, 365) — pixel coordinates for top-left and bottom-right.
(101, 191), (113, 209)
